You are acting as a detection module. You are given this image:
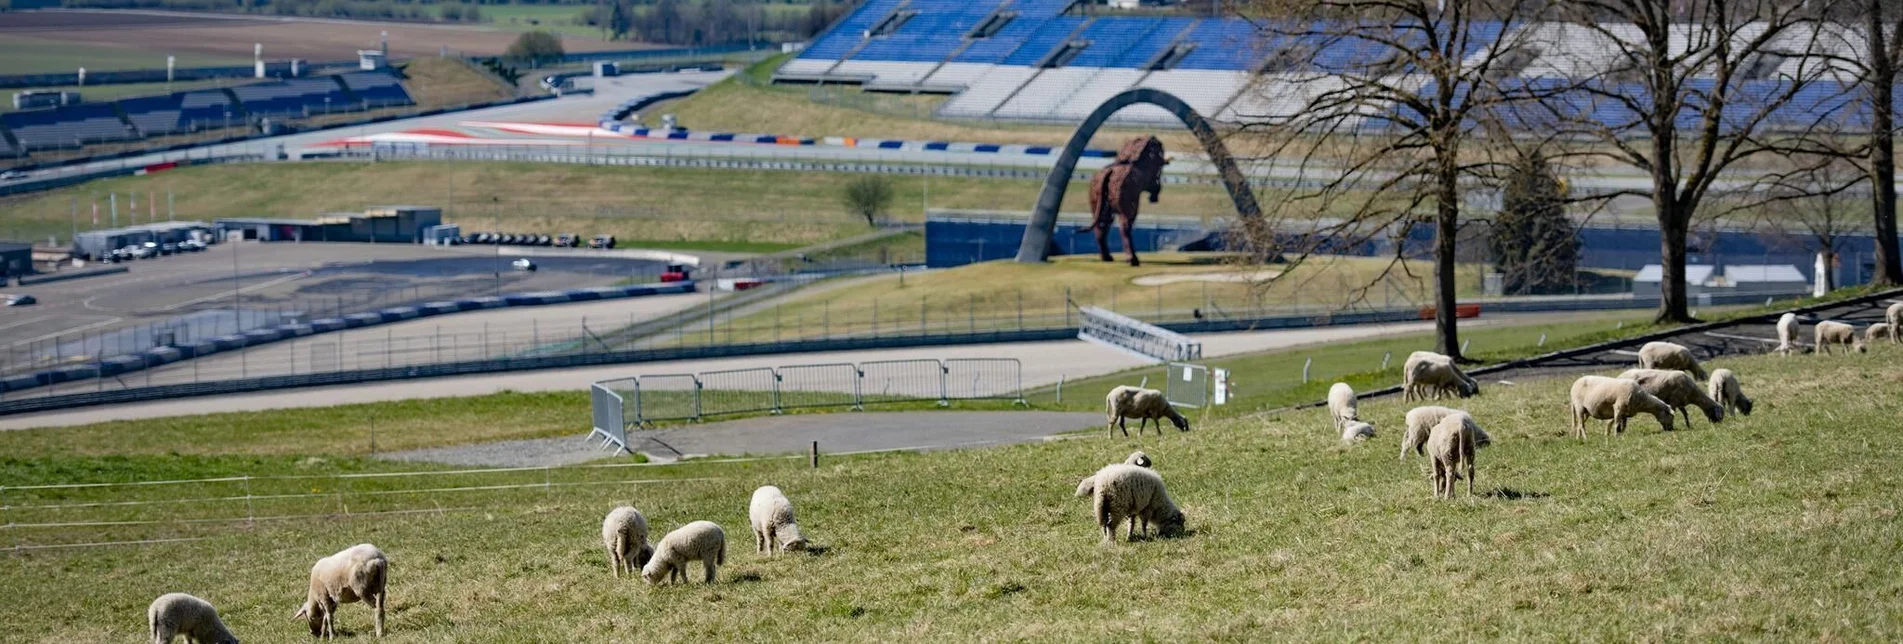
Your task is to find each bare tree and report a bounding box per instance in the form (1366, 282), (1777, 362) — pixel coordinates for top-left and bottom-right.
(1534, 0), (1827, 322)
(1729, 155), (1868, 291)
(1229, 0), (1552, 360)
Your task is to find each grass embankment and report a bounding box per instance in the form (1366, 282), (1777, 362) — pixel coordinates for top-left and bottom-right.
(0, 34), (249, 75)
(0, 162), (1246, 250)
(399, 57), (518, 108)
(4, 345), (1902, 639)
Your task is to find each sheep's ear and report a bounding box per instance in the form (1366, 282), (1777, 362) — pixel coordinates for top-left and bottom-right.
(291, 606), (308, 621)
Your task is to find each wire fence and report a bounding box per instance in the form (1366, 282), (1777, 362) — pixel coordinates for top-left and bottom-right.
(593, 357), (1024, 429)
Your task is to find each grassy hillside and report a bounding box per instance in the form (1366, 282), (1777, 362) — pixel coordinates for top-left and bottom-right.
(0, 34), (248, 75)
(3, 345), (1901, 640)
(0, 162), (1250, 250)
(399, 57), (518, 108)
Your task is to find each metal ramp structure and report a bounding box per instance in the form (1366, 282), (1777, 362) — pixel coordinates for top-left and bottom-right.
(1076, 306), (1201, 363)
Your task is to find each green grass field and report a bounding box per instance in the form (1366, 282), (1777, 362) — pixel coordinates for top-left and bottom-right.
(0, 34), (250, 75)
(3, 333), (1901, 639)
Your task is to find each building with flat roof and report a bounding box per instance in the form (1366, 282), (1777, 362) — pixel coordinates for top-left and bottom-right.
(71, 222), (213, 259)
(215, 205), (441, 244)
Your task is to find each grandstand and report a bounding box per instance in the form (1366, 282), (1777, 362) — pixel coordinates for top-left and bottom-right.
(779, 2), (1885, 129)
(0, 71), (412, 160)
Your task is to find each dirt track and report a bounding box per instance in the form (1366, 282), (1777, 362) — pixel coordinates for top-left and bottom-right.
(0, 10), (626, 60)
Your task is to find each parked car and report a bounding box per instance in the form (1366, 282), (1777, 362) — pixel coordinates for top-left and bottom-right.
(5, 294), (36, 306)
(591, 234), (617, 249)
(535, 235), (552, 246)
(127, 245), (154, 259)
(511, 258), (537, 272)
(555, 233), (579, 247)
(159, 243), (178, 256)
(0, 169), (28, 181)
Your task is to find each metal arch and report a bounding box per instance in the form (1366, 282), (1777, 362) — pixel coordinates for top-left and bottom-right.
(1013, 88), (1264, 263)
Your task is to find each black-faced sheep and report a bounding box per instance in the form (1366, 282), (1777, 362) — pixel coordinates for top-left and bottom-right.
(603, 506), (653, 578)
(1617, 368), (1724, 428)
(1105, 387), (1189, 438)
(1402, 351), (1478, 401)
(149, 593), (239, 644)
(1815, 320), (1865, 355)
(1637, 341), (1708, 380)
(1776, 312), (1800, 355)
(1327, 382), (1359, 431)
(1426, 413), (1481, 500)
(1708, 368), (1753, 417)
(749, 486), (808, 555)
(1568, 376), (1674, 439)
(294, 543), (388, 639)
(643, 521), (726, 585)
(1086, 463), (1185, 543)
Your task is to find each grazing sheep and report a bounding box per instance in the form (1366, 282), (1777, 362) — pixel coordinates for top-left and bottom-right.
(1866, 322), (1893, 344)
(1106, 388), (1189, 437)
(1637, 342), (1708, 380)
(1341, 421), (1376, 444)
(1568, 376), (1674, 439)
(1401, 406), (1490, 459)
(1776, 312), (1801, 355)
(1426, 413), (1481, 500)
(643, 521), (726, 585)
(1889, 302), (1903, 344)
(1402, 351), (1478, 401)
(1087, 463), (1185, 543)
(1814, 320), (1865, 355)
(295, 543), (388, 639)
(749, 486), (808, 555)
(149, 593), (238, 644)
(1708, 368), (1753, 418)
(1617, 368), (1725, 428)
(1075, 451), (1155, 497)
(1327, 382), (1359, 430)
(602, 506), (653, 578)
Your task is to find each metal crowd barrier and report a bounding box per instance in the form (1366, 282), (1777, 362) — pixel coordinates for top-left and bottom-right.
(590, 358), (1026, 428)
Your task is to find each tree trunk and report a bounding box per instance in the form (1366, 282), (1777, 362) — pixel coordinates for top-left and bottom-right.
(1867, 0), (1903, 285)
(1434, 154), (1462, 360)
(1657, 216), (1695, 323)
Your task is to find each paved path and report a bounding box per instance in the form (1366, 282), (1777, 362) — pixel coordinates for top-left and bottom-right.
(378, 410), (1103, 466)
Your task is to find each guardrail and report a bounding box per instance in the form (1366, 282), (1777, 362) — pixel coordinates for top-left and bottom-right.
(591, 357), (1025, 429)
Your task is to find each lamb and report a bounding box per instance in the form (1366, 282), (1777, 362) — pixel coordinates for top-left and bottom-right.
(1426, 413), (1481, 500)
(1327, 382), (1360, 431)
(1106, 387), (1189, 438)
(1341, 421), (1376, 444)
(1400, 406), (1489, 459)
(1707, 368), (1753, 418)
(1776, 312), (1801, 355)
(1637, 341), (1708, 380)
(643, 521), (726, 585)
(602, 506), (653, 578)
(1086, 463), (1186, 543)
(1866, 322), (1893, 345)
(148, 593), (239, 644)
(1075, 451), (1155, 498)
(1889, 302), (1903, 344)
(1568, 376), (1675, 439)
(1402, 351), (1478, 401)
(1617, 368), (1724, 428)
(294, 543), (388, 639)
(749, 486), (808, 555)
(1814, 320), (1865, 355)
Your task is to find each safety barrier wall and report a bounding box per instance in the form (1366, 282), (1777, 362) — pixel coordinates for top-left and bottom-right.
(593, 358), (1025, 427)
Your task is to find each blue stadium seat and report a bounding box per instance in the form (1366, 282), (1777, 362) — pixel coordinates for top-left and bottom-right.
(1001, 17), (1088, 66)
(337, 71), (415, 109)
(229, 77), (354, 118)
(1, 102), (136, 150)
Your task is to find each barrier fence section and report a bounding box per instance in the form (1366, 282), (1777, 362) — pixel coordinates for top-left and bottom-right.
(1078, 306), (1203, 362)
(588, 384), (630, 453)
(599, 358), (1024, 425)
(1165, 363), (1210, 409)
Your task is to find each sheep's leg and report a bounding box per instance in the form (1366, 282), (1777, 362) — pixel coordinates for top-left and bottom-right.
(375, 592), (386, 637)
(704, 559), (718, 584)
(1679, 406), (1692, 429)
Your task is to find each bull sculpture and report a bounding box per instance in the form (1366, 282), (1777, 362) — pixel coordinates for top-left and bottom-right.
(1078, 135), (1169, 267)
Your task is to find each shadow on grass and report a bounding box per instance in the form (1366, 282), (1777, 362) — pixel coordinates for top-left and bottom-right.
(1484, 487), (1549, 501)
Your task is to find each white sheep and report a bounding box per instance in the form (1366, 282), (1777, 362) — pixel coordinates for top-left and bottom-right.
(1086, 463), (1185, 543)
(1103, 385), (1142, 434)
(1327, 382), (1359, 431)
(1402, 351), (1477, 401)
(1889, 302), (1903, 344)
(1400, 406), (1490, 459)
(1341, 420), (1376, 444)
(1106, 387), (1189, 437)
(295, 543), (388, 639)
(1814, 320), (1865, 355)
(1776, 312), (1800, 355)
(1866, 322), (1893, 345)
(1426, 413), (1481, 500)
(1075, 451), (1155, 498)
(148, 593), (238, 644)
(643, 521), (726, 585)
(1617, 368), (1725, 428)
(749, 486), (808, 555)
(1637, 341), (1708, 380)
(1568, 376), (1674, 439)
(1707, 368), (1753, 418)
(602, 506), (653, 578)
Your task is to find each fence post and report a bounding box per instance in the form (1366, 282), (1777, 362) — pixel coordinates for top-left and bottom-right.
(938, 360), (949, 406)
(243, 476), (255, 525)
(852, 367), (865, 411)
(1017, 290), (1024, 331)
(810, 441), (819, 469)
(1538, 333), (1547, 347)
(1461, 339), (1470, 355)
(692, 376), (703, 421)
(1056, 374), (1064, 404)
(1381, 351), (1391, 370)
(771, 370), (783, 414)
(1302, 357), (1312, 383)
